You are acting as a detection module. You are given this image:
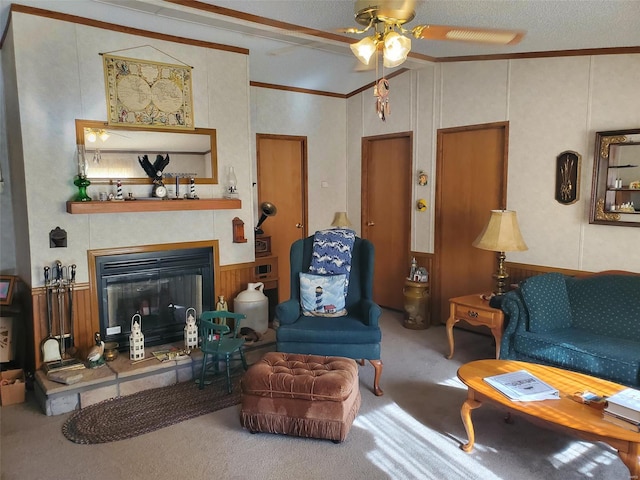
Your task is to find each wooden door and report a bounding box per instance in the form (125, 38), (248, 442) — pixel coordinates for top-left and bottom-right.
(256, 134), (307, 302)
(362, 133), (412, 310)
(433, 122), (508, 324)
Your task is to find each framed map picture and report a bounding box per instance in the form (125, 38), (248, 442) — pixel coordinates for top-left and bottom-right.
(103, 54), (194, 129)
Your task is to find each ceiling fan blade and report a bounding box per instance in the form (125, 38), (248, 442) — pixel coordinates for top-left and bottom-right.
(412, 24), (525, 45)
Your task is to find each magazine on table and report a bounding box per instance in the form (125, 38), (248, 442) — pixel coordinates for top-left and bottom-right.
(604, 388), (640, 422)
(484, 369), (560, 402)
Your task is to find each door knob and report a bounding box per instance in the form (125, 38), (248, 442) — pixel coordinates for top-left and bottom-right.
(367, 221), (375, 226)
(296, 223), (303, 228)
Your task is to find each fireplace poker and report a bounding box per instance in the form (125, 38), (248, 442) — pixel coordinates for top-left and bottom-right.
(67, 264), (77, 356)
(56, 261), (66, 358)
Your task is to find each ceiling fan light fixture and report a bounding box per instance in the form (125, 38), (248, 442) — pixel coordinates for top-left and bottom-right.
(85, 129), (97, 143)
(98, 130), (110, 142)
(350, 35), (378, 65)
(383, 31), (411, 67)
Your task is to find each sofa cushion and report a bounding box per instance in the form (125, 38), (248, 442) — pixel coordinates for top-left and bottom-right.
(520, 273), (572, 333)
(512, 328), (640, 386)
(565, 274), (640, 337)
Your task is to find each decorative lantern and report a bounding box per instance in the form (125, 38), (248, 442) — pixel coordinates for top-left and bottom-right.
(129, 313), (145, 361)
(184, 307), (198, 350)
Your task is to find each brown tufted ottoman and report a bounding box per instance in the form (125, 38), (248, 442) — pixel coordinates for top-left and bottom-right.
(240, 352), (361, 443)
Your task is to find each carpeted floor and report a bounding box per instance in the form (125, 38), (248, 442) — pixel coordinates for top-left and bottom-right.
(0, 310), (630, 480)
(62, 370), (243, 444)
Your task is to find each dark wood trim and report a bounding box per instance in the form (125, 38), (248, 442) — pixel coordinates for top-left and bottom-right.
(8, 3), (248, 55)
(165, 0), (352, 45)
(346, 68), (410, 98)
(250, 81), (346, 99)
(437, 46), (640, 63)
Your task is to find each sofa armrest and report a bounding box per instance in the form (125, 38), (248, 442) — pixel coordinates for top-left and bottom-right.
(275, 299), (301, 325)
(499, 290), (528, 359)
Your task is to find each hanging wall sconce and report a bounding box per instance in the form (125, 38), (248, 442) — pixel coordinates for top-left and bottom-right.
(184, 307), (198, 350)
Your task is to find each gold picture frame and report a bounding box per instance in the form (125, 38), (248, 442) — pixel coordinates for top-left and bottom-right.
(103, 54), (194, 130)
(0, 276), (17, 306)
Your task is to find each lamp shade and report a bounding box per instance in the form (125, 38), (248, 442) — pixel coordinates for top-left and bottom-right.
(383, 31), (411, 68)
(350, 36), (378, 65)
(472, 210), (528, 252)
(331, 211), (352, 228)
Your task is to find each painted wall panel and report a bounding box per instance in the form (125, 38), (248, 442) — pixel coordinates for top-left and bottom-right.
(6, 12), (252, 285)
(250, 87), (347, 234)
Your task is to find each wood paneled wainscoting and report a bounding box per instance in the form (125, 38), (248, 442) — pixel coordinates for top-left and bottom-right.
(505, 262), (587, 287)
(29, 256), (278, 371)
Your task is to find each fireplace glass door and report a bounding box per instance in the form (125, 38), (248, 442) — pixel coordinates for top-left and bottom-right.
(96, 247), (214, 349)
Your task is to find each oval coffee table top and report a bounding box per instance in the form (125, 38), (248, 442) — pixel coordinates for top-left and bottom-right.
(458, 359), (640, 442)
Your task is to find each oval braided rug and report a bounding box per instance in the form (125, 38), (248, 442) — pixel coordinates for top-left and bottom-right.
(62, 371), (242, 444)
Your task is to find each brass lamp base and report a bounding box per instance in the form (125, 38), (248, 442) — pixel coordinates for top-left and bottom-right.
(492, 251), (509, 296)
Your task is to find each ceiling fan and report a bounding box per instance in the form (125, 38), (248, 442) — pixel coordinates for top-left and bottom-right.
(342, 0), (525, 67)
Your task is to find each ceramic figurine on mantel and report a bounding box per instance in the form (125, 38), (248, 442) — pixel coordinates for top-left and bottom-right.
(73, 144), (92, 202)
(187, 177), (199, 199)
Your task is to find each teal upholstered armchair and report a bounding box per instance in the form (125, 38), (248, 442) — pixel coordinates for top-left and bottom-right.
(275, 235), (384, 395)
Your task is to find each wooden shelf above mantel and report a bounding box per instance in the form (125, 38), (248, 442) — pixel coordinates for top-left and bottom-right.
(66, 198), (241, 214)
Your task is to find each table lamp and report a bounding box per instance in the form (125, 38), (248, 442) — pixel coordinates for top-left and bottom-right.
(331, 212), (352, 228)
(472, 210), (528, 297)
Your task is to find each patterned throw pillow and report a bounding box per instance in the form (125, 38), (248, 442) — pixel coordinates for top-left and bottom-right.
(520, 272), (572, 333)
(300, 273), (347, 317)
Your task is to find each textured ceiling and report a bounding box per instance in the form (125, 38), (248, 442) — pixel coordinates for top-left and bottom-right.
(2, 0), (640, 95)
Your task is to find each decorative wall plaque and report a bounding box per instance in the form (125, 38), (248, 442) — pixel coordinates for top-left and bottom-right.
(103, 54), (194, 129)
(555, 150), (580, 205)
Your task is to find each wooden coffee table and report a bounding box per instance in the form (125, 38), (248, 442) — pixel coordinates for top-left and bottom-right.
(458, 360), (640, 477)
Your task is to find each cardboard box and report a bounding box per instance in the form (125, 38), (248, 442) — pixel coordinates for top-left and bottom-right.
(1, 369), (25, 406)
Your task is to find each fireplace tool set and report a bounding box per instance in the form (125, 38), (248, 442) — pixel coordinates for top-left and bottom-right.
(41, 261), (85, 373)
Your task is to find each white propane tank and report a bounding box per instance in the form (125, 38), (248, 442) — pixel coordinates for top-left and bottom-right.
(233, 282), (268, 334)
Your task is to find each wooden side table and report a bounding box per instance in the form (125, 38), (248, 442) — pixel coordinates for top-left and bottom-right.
(446, 294), (504, 360)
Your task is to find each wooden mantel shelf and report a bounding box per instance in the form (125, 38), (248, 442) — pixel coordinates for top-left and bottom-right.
(66, 198), (241, 214)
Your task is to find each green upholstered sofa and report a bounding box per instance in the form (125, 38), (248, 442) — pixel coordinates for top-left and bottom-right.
(500, 271), (640, 387)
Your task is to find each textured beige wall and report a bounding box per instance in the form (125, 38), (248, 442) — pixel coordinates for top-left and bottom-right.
(5, 12), (253, 286)
(249, 87), (347, 234)
(348, 54), (640, 272)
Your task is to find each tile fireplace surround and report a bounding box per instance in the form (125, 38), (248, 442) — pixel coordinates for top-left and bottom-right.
(34, 332), (275, 416)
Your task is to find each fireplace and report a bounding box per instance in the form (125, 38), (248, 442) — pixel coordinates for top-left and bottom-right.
(90, 243), (216, 350)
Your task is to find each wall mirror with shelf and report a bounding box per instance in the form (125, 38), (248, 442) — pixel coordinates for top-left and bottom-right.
(75, 119), (218, 185)
(590, 128), (640, 227)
